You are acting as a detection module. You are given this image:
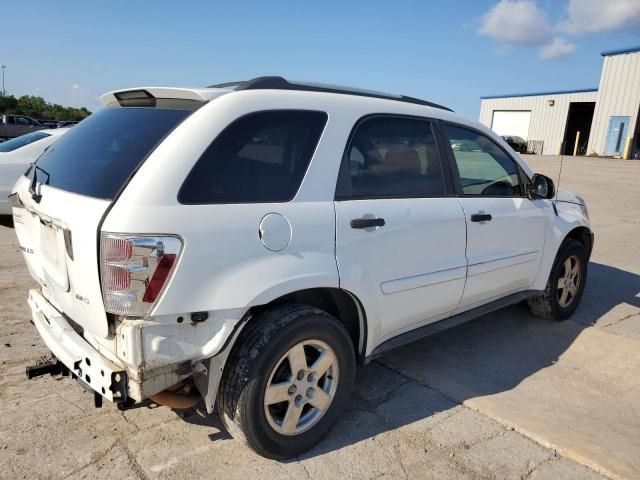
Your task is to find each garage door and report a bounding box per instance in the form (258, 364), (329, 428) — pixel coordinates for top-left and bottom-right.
(491, 111), (531, 140)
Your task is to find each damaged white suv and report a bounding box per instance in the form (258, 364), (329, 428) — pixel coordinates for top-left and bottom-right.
(12, 77), (593, 459)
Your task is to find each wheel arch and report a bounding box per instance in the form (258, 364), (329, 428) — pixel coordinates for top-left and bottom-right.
(196, 287), (367, 414)
(248, 287), (368, 359)
(563, 225), (594, 260)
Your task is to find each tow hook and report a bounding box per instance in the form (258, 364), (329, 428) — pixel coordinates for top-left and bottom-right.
(26, 355), (67, 379)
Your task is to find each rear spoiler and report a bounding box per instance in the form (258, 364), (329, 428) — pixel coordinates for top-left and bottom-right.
(99, 87), (227, 108)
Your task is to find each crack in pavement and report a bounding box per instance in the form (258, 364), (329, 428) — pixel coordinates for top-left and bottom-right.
(295, 458), (313, 479)
(520, 452), (556, 480)
(116, 439), (151, 480)
(373, 359), (610, 479)
(59, 440), (119, 479)
(600, 311), (640, 328)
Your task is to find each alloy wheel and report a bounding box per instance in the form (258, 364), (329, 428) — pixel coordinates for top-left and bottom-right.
(557, 254), (581, 308)
(263, 339), (339, 436)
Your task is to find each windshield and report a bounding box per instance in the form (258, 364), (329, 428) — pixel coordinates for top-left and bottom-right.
(0, 131), (51, 152)
(31, 107), (192, 199)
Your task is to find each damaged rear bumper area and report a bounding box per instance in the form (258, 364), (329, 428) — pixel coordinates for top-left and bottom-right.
(26, 289), (129, 405)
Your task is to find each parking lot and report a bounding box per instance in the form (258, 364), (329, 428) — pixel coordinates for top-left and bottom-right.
(0, 155), (638, 480)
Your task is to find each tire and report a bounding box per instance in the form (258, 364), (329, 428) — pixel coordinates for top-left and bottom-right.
(528, 239), (587, 320)
(216, 304), (356, 459)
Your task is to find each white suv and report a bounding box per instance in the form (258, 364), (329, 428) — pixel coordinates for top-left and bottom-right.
(12, 77), (593, 459)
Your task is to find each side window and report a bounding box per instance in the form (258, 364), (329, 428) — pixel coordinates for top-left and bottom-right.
(17, 117), (32, 126)
(336, 117), (445, 199)
(179, 110), (327, 204)
(6, 116), (15, 124)
(444, 125), (524, 197)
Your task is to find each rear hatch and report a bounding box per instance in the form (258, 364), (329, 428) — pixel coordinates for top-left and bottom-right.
(12, 101), (195, 338)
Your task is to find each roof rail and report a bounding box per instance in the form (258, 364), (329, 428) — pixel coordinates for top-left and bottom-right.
(207, 76), (453, 112)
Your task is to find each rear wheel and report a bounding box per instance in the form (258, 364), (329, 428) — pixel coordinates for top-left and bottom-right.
(216, 304), (355, 459)
(528, 239), (587, 320)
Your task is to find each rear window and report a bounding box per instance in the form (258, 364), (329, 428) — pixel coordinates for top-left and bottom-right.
(0, 131), (50, 152)
(32, 107), (191, 199)
(179, 110), (327, 204)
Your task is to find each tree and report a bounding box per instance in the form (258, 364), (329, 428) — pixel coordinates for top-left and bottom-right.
(0, 94), (18, 114)
(0, 94), (91, 120)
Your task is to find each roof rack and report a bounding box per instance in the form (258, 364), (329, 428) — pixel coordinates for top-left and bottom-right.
(207, 76), (453, 112)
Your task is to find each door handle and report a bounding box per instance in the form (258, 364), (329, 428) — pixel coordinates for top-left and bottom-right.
(470, 213), (492, 222)
(350, 217), (385, 229)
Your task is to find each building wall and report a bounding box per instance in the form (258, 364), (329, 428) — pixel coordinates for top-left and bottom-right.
(587, 51), (640, 156)
(479, 91), (598, 155)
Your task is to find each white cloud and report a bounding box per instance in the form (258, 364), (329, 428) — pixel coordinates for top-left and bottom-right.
(478, 0), (552, 46)
(561, 0), (640, 34)
(478, 0), (640, 60)
(72, 83), (80, 89)
(539, 37), (576, 59)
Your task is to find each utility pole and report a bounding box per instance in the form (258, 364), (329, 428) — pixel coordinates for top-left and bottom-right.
(1, 65), (5, 96)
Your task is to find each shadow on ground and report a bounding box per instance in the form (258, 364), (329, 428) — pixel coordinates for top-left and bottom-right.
(0, 215), (14, 228)
(573, 262), (640, 326)
(178, 262), (639, 460)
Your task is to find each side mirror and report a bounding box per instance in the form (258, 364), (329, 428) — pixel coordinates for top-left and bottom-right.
(530, 173), (555, 200)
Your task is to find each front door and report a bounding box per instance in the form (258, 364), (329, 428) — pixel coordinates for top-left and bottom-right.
(605, 116), (630, 156)
(334, 116), (468, 350)
(442, 124), (547, 312)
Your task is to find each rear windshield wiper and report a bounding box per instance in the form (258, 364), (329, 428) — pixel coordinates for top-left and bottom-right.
(28, 163), (51, 203)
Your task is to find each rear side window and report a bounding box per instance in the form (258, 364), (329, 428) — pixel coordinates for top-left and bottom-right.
(335, 116), (445, 199)
(179, 110), (327, 204)
(32, 107), (191, 199)
(0, 131), (50, 152)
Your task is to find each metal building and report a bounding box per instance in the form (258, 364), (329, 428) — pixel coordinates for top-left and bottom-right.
(479, 46), (640, 158)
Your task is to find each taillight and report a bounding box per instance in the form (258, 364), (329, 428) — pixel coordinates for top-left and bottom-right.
(102, 264), (132, 291)
(102, 236), (133, 262)
(100, 233), (182, 316)
(142, 254), (176, 303)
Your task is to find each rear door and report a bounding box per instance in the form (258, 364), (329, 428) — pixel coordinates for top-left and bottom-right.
(12, 105), (194, 338)
(441, 123), (546, 311)
(334, 116), (467, 347)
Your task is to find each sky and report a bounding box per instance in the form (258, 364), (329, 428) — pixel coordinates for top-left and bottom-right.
(2, 0), (640, 120)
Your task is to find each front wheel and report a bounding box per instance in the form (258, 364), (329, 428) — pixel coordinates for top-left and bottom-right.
(216, 304), (355, 459)
(528, 239), (587, 320)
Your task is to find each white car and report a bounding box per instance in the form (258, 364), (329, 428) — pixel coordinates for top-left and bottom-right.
(0, 129), (68, 215)
(12, 77), (592, 459)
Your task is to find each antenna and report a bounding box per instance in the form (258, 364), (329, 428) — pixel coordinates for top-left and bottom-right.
(553, 142), (565, 216)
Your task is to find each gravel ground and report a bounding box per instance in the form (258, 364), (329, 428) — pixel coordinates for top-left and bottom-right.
(0, 155), (638, 480)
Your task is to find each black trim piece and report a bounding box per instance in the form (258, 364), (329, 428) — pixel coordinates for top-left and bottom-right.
(211, 310), (253, 359)
(470, 213), (492, 222)
(208, 76), (453, 112)
(334, 114), (455, 201)
(365, 290), (541, 362)
(109, 371), (129, 403)
(63, 228), (74, 260)
(8, 192), (24, 209)
(114, 89), (156, 108)
(431, 120), (457, 195)
(350, 217), (385, 229)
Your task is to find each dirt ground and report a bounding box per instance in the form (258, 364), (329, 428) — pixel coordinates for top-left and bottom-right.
(0, 155), (638, 480)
